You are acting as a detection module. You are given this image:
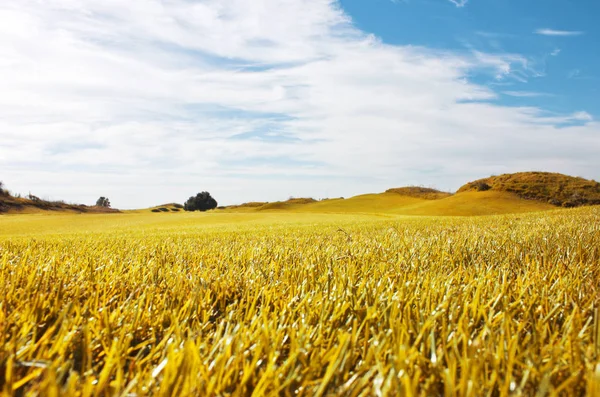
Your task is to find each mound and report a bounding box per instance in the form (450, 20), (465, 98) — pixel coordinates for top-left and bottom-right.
(0, 194), (119, 214)
(385, 186), (451, 200)
(148, 203), (184, 213)
(258, 197), (317, 211)
(226, 202), (268, 210)
(397, 191), (554, 216)
(458, 172), (600, 207)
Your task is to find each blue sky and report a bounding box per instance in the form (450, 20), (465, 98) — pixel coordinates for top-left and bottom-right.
(0, 0), (598, 208)
(342, 0), (599, 115)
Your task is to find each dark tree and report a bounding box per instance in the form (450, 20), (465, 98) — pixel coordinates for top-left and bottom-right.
(184, 192), (218, 212)
(96, 197), (111, 207)
(0, 181), (6, 196)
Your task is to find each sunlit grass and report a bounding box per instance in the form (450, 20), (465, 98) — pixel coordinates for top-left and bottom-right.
(1, 207), (599, 395)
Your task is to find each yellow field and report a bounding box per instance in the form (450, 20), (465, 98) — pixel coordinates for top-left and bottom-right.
(1, 206), (600, 395)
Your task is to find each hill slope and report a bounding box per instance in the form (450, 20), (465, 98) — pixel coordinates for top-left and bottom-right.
(395, 191), (554, 216)
(458, 172), (600, 207)
(385, 186), (452, 200)
(0, 193), (119, 214)
(223, 175), (579, 216)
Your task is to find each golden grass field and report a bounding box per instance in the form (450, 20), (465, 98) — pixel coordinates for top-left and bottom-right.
(1, 198), (600, 395)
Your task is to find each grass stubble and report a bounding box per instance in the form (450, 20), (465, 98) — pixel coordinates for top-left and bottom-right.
(1, 207), (599, 395)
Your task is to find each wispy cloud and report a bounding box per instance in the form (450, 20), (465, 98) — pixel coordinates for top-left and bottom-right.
(550, 48), (561, 56)
(535, 29), (583, 37)
(502, 91), (551, 98)
(0, 0), (597, 207)
(448, 0), (469, 7)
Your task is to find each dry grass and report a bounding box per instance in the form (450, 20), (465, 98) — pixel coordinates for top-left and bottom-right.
(1, 207), (600, 395)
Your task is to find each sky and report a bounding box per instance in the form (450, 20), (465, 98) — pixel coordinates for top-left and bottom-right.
(0, 0), (599, 208)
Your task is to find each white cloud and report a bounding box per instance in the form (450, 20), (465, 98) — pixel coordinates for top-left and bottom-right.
(448, 0), (469, 7)
(550, 48), (561, 56)
(535, 29), (583, 37)
(502, 91), (550, 98)
(0, 0), (598, 208)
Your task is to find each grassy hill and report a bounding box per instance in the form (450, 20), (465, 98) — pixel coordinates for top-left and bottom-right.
(395, 191), (554, 216)
(385, 186), (452, 200)
(4, 172), (598, 217)
(458, 172), (600, 207)
(0, 191), (119, 214)
(222, 190), (552, 216)
(222, 175), (581, 216)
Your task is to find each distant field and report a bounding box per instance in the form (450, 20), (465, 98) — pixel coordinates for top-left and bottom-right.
(1, 206), (599, 395)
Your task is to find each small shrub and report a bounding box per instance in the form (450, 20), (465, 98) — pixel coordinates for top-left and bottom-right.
(151, 209), (161, 213)
(0, 181), (8, 196)
(475, 182), (491, 192)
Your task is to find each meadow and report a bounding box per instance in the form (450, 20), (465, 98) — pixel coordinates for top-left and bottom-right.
(1, 206), (600, 395)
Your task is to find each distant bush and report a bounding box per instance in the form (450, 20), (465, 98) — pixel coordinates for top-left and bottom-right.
(158, 207), (170, 212)
(28, 194), (41, 202)
(0, 181), (8, 197)
(184, 192), (218, 212)
(548, 198), (562, 206)
(173, 204), (184, 209)
(171, 208), (181, 212)
(96, 197), (111, 208)
(475, 182), (491, 192)
(151, 209), (161, 213)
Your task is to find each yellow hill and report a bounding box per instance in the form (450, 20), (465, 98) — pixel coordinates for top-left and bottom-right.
(395, 191), (554, 216)
(385, 186), (452, 200)
(159, 172), (598, 217)
(225, 190), (554, 216)
(298, 193), (424, 213)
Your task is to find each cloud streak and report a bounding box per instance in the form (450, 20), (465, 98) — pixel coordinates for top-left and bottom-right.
(502, 91), (551, 98)
(448, 0), (469, 7)
(535, 29), (583, 37)
(0, 0), (598, 208)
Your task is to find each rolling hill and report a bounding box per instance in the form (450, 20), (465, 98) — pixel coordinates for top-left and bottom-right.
(3, 172), (598, 217)
(223, 173), (597, 216)
(0, 192), (119, 214)
(235, 190), (553, 216)
(458, 172), (600, 207)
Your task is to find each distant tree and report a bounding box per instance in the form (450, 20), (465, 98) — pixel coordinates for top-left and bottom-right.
(0, 181), (6, 196)
(96, 197), (111, 207)
(184, 192), (218, 212)
(28, 193), (41, 202)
